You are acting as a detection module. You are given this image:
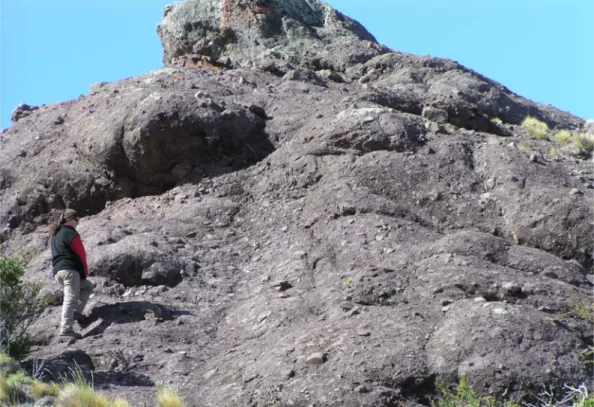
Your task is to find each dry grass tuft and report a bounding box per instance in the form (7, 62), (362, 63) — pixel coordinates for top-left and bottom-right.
(522, 116), (549, 140)
(157, 388), (187, 407)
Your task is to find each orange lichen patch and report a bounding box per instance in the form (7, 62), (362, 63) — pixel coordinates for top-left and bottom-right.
(181, 55), (224, 70)
(219, 0), (276, 39)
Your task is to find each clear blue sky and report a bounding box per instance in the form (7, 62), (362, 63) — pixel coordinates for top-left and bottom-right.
(1, 0), (592, 130)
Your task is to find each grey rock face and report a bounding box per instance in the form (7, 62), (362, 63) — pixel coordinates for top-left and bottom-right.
(11, 103), (39, 122)
(23, 349), (94, 382)
(0, 68), (272, 237)
(1, 2), (593, 406)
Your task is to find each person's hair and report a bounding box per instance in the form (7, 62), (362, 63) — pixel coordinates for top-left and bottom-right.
(48, 209), (78, 235)
(48, 222), (61, 235)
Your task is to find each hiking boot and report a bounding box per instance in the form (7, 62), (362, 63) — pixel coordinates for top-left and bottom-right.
(59, 329), (82, 340)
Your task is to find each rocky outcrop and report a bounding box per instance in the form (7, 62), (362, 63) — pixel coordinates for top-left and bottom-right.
(1, 1), (592, 406)
(0, 69), (272, 236)
(157, 0), (388, 71)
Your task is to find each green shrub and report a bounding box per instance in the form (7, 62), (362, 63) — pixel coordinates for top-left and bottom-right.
(0, 256), (47, 359)
(573, 132), (594, 154)
(431, 376), (520, 407)
(522, 116), (549, 140)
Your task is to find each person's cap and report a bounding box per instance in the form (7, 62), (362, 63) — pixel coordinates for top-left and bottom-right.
(60, 209), (79, 224)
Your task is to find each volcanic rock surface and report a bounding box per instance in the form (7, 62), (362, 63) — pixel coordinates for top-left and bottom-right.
(1, 0), (592, 406)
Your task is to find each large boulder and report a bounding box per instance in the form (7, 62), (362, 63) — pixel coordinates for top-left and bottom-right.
(157, 0), (389, 71)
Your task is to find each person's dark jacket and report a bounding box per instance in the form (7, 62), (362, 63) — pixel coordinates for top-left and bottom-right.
(50, 226), (88, 280)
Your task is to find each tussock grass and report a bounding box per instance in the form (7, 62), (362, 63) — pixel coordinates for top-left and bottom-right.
(548, 147), (560, 158)
(0, 374), (28, 405)
(157, 387), (186, 407)
(491, 117), (503, 124)
(31, 381), (59, 398)
(573, 132), (594, 154)
(58, 382), (111, 407)
(111, 398), (133, 407)
(522, 116), (549, 140)
(517, 143), (531, 153)
(554, 129), (572, 144)
(0, 376), (11, 402)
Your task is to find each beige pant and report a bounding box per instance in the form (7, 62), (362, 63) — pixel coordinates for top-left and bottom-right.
(55, 270), (94, 332)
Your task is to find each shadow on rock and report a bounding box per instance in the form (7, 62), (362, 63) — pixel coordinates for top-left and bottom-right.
(94, 370), (154, 388)
(23, 350), (93, 382)
(83, 301), (192, 332)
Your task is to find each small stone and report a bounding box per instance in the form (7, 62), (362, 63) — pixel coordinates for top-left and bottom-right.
(492, 308), (508, 316)
(257, 311), (271, 322)
(502, 282), (522, 296)
(284, 70), (301, 81)
(439, 299), (453, 306)
(340, 301), (355, 311)
(356, 330), (371, 337)
(570, 188), (583, 195)
(347, 307), (360, 317)
(281, 226), (288, 232)
(327, 71), (346, 83)
(484, 178), (496, 190)
(249, 104), (267, 119)
(306, 352), (326, 365)
(355, 384), (370, 393)
(81, 318), (105, 338)
(473, 297), (487, 302)
(424, 121), (441, 133)
(291, 251), (307, 260)
(358, 74), (371, 84)
(185, 231), (197, 238)
(272, 281), (292, 291)
(54, 116), (65, 125)
(422, 106), (449, 124)
(194, 90), (211, 99)
(529, 153), (537, 162)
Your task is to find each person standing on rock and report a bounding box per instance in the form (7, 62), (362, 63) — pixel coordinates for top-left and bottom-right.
(49, 209), (94, 340)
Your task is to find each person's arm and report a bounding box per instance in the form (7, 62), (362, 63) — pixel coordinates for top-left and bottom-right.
(70, 235), (89, 277)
